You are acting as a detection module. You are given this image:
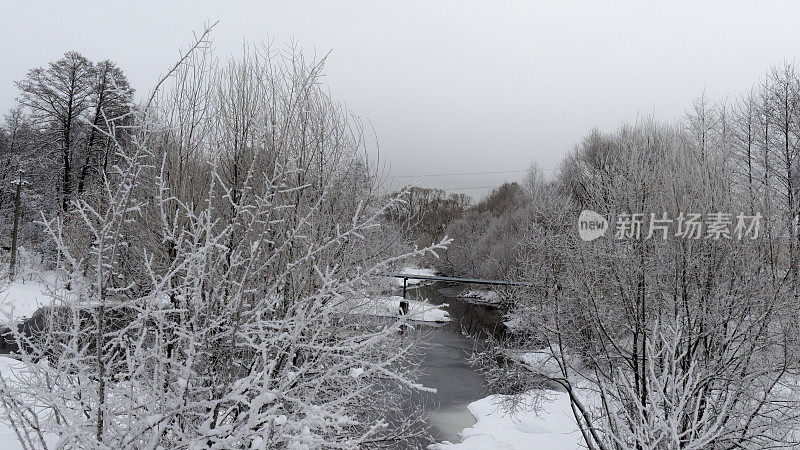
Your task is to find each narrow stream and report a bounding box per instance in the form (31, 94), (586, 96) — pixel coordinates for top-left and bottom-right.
(403, 283), (506, 446)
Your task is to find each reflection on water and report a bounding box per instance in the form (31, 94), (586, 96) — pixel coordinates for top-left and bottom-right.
(400, 283), (506, 447)
(423, 284), (506, 340)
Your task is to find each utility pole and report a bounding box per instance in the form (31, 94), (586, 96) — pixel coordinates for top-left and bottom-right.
(9, 169), (23, 280)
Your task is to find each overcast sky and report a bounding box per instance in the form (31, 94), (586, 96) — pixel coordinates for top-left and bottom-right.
(2, 1), (800, 199)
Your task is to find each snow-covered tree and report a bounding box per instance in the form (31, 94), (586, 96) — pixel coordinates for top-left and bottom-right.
(476, 122), (800, 450)
(0, 29), (445, 449)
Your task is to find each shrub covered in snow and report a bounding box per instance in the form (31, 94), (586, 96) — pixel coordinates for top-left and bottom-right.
(0, 30), (448, 449)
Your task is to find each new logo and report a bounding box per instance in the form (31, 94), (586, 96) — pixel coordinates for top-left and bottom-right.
(578, 210), (608, 241)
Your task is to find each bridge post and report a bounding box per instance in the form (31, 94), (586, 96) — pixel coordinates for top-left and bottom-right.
(400, 277), (409, 315)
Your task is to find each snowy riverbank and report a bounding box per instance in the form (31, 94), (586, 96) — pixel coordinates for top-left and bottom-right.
(456, 288), (501, 305)
(0, 272), (57, 321)
(431, 348), (593, 449)
(429, 389), (585, 449)
(342, 295), (450, 323)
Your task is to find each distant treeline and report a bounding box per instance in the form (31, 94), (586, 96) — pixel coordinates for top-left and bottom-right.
(388, 62), (800, 285)
(0, 52), (134, 254)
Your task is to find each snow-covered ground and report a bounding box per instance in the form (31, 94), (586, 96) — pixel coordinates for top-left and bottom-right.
(0, 275), (60, 450)
(0, 356), (61, 450)
(431, 348), (591, 449)
(343, 295), (450, 323)
(0, 357), (29, 449)
(429, 390), (584, 449)
(0, 272), (56, 321)
(457, 289), (501, 305)
(0, 276), (450, 449)
(0, 275), (581, 450)
(0, 273), (584, 450)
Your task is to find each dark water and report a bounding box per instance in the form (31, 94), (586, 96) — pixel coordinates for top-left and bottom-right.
(402, 283), (505, 447)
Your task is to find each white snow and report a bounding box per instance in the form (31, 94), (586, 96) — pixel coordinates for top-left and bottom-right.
(0, 275), (59, 450)
(0, 272), (57, 321)
(342, 296), (450, 323)
(394, 266), (436, 287)
(503, 317), (522, 332)
(457, 289), (501, 305)
(0, 358), (26, 447)
(514, 348), (573, 379)
(401, 297), (450, 322)
(432, 348), (597, 449)
(0, 356), (59, 450)
(429, 390), (585, 450)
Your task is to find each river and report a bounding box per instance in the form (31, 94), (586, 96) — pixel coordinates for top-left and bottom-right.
(401, 283), (506, 447)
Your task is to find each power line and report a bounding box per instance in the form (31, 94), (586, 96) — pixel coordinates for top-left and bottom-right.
(389, 167), (560, 192)
(441, 185), (505, 191)
(390, 169), (546, 178)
